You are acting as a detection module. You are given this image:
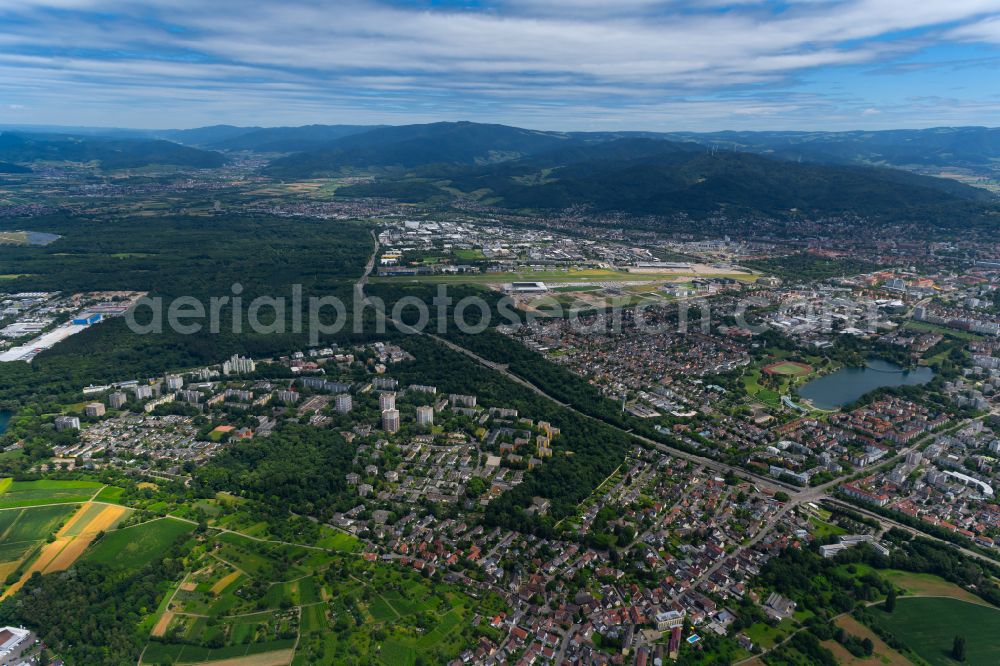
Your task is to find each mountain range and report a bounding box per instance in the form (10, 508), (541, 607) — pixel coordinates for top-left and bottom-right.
(255, 122), (997, 224)
(0, 132), (226, 169)
(0, 120), (997, 225)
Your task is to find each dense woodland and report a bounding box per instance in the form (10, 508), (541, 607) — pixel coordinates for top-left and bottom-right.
(0, 212), (373, 411)
(193, 424), (354, 518)
(0, 539), (190, 665)
(743, 253), (880, 282)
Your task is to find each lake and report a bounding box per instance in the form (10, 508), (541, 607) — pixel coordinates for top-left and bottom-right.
(0, 410), (9, 434)
(798, 359), (934, 410)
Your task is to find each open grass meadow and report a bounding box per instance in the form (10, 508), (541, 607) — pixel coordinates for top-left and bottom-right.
(869, 597), (1000, 665)
(823, 615), (911, 666)
(84, 517), (195, 571)
(93, 485), (126, 503)
(0, 478), (103, 508)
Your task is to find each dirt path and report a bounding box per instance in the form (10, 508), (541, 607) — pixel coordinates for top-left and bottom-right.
(174, 649), (294, 666)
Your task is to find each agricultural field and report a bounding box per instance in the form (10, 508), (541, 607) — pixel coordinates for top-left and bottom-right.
(84, 516), (195, 571)
(93, 485), (126, 503)
(0, 478), (104, 508)
(821, 615), (911, 666)
(0, 503), (76, 581)
(879, 569), (994, 605)
(1, 501), (131, 599)
(869, 597), (1000, 665)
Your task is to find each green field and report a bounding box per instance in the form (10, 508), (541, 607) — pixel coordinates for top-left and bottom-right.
(452, 248), (486, 261)
(870, 597), (1000, 665)
(0, 479), (103, 508)
(84, 517), (195, 570)
(904, 320), (984, 341)
(93, 486), (126, 503)
(315, 530), (359, 552)
(809, 516), (847, 539)
(0, 504), (76, 562)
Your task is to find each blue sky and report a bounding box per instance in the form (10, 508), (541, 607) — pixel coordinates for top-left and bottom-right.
(1, 0), (999, 131)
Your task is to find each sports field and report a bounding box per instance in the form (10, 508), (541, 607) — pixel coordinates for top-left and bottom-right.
(870, 597), (1000, 665)
(762, 360), (813, 376)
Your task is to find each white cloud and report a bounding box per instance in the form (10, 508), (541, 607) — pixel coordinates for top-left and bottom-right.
(0, 0), (998, 128)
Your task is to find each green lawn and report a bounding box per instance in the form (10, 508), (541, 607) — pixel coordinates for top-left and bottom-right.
(870, 597), (1000, 665)
(316, 530), (359, 552)
(809, 516), (847, 538)
(745, 617), (796, 649)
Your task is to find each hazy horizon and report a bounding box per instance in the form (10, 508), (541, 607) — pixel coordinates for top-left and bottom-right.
(2, 120), (1000, 135)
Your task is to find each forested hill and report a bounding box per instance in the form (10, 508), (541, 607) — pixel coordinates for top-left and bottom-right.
(662, 126), (1000, 172)
(264, 121), (571, 175)
(203, 124), (379, 152)
(328, 136), (997, 224)
(484, 147), (995, 215)
(0, 132), (226, 169)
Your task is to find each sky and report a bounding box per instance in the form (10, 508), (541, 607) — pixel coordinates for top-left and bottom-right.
(1, 0), (1000, 131)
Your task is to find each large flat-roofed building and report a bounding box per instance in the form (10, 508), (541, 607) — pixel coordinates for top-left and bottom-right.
(504, 281), (548, 293)
(0, 626), (29, 658)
